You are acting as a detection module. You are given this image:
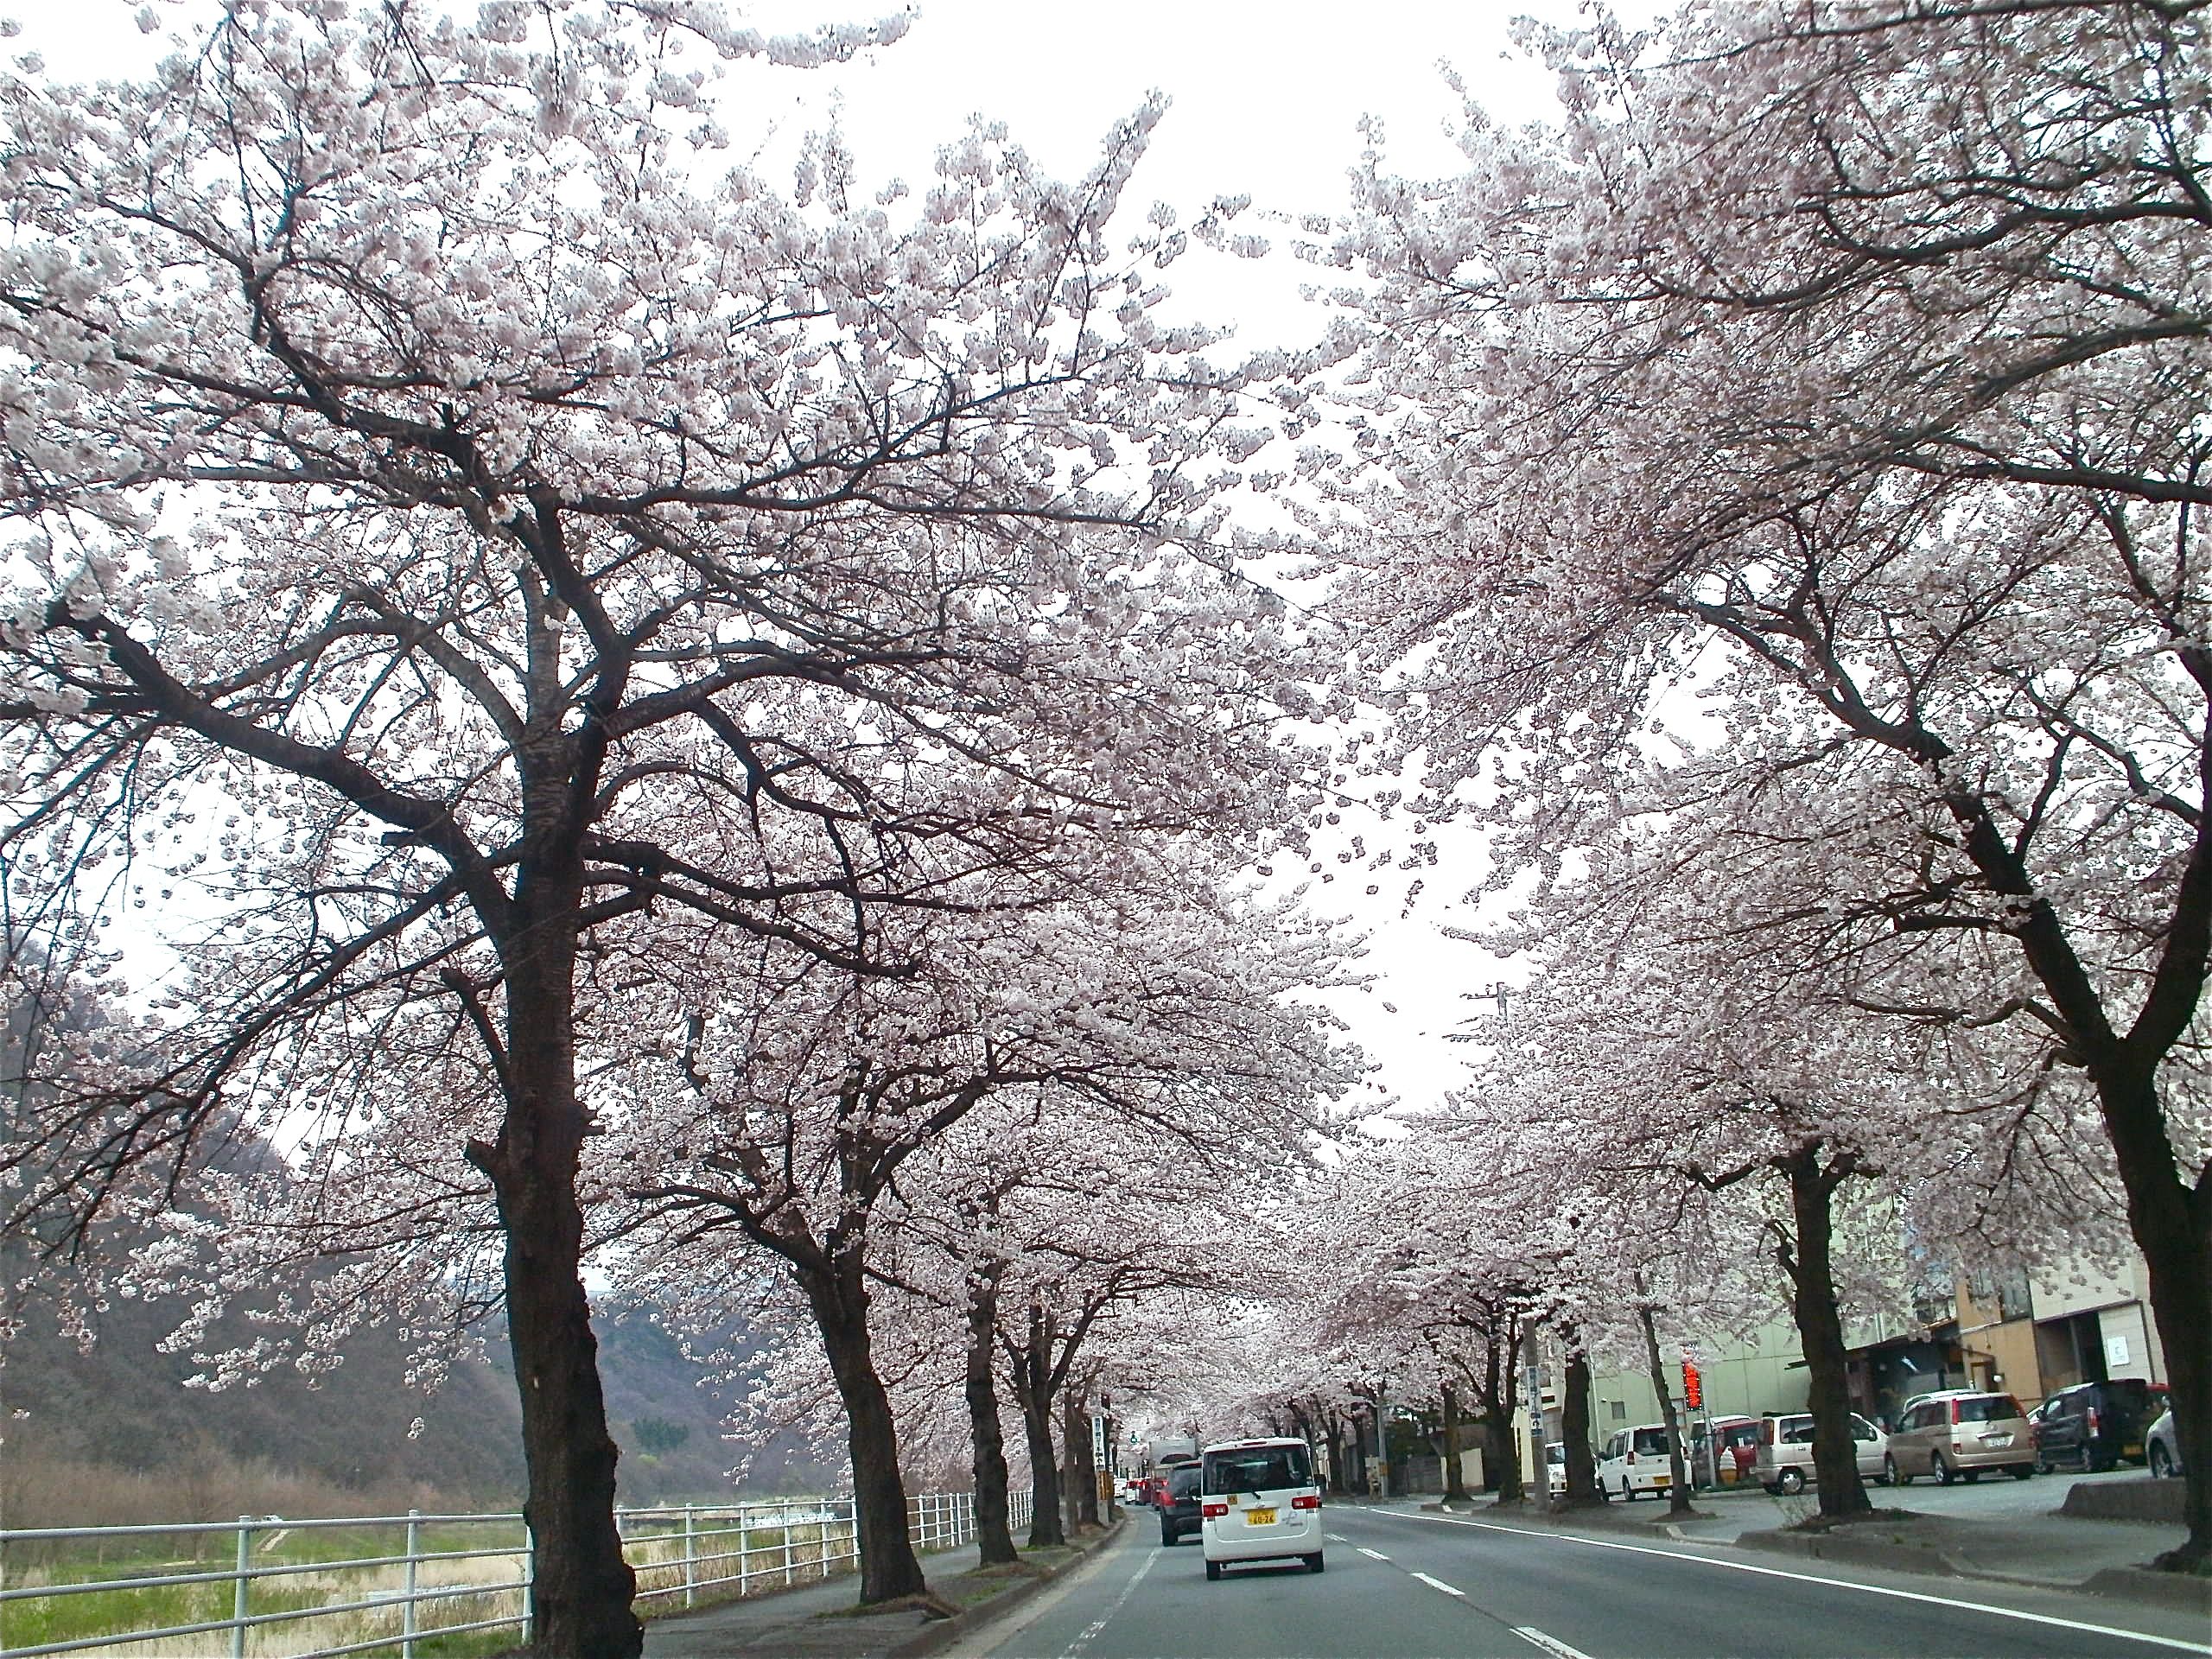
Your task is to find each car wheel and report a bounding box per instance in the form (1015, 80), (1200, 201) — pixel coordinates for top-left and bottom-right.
(1205, 1560), (1222, 1582)
(2035, 1454), (2051, 1475)
(1932, 1452), (1955, 1486)
(1620, 1481), (1635, 1501)
(1306, 1553), (1325, 1573)
(2149, 1443), (2175, 1479)
(1777, 1466), (1806, 1496)
(1885, 1454), (1908, 1487)
(2010, 1462), (2033, 1480)
(1160, 1527), (1174, 1547)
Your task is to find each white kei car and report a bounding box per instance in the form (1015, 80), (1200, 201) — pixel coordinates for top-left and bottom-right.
(1199, 1437), (1325, 1579)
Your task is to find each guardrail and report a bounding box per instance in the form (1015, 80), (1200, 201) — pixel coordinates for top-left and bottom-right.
(0, 1488), (1038, 1658)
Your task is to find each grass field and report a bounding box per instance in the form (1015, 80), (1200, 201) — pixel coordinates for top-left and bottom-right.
(0, 1510), (866, 1657)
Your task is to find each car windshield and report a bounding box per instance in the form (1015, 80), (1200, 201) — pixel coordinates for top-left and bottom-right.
(1204, 1445), (1312, 1495)
(1955, 1395), (2023, 1423)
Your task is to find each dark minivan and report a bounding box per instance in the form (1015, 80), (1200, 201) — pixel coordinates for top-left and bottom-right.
(2036, 1379), (2157, 1472)
(1158, 1459), (1205, 1546)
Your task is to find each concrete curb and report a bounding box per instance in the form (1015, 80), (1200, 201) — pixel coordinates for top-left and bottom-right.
(2059, 1478), (2189, 1525)
(888, 1516), (1125, 1659)
(2082, 1567), (2212, 1617)
(1735, 1527), (1962, 1580)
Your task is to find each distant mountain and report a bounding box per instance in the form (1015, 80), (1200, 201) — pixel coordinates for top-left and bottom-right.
(0, 1271), (832, 1518)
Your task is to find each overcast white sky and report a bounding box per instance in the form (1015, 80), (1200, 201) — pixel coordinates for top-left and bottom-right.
(16, 0), (1650, 1122)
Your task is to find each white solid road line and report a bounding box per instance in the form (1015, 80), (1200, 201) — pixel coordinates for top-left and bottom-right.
(1379, 1510), (2212, 1656)
(1514, 1626), (1596, 1659)
(1057, 1546), (1156, 1658)
(1409, 1570), (1466, 1597)
(1355, 1547), (1391, 1560)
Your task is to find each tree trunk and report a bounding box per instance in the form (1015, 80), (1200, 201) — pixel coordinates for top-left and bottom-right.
(1633, 1282), (1693, 1517)
(472, 942), (639, 1659)
(1561, 1346), (1601, 1505)
(1020, 1389), (1065, 1547)
(1441, 1383), (1468, 1501)
(963, 1265), (1018, 1567)
(2092, 1067), (2212, 1570)
(799, 1255), (928, 1602)
(1063, 1383), (1100, 1532)
(1782, 1144), (1872, 1520)
(1483, 1407), (1522, 1502)
(1323, 1413), (1347, 1495)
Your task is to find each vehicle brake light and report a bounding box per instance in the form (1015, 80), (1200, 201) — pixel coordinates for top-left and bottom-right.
(1203, 1502), (1227, 1519)
(2087, 1407), (2100, 1439)
(1292, 1495), (1321, 1510)
(1948, 1401), (1961, 1424)
(1625, 1450), (1636, 1465)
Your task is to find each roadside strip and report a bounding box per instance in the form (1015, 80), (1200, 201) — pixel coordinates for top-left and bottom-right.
(1373, 1510), (2212, 1656)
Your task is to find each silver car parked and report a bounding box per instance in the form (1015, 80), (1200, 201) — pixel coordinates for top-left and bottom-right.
(2147, 1407), (2184, 1479)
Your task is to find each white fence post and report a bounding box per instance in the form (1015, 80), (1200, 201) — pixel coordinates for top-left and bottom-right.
(402, 1509), (421, 1659)
(683, 1504), (696, 1609)
(521, 1521), (536, 1646)
(782, 1503), (794, 1588)
(231, 1516), (253, 1659)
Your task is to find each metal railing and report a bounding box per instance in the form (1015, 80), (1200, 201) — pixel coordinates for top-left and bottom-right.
(0, 1487), (1037, 1658)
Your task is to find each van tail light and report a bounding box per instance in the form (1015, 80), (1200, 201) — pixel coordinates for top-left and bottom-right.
(1948, 1401), (1961, 1424)
(2087, 1407), (2101, 1440)
(1292, 1495), (1321, 1510)
(1625, 1450), (1637, 1465)
(1202, 1502), (1228, 1519)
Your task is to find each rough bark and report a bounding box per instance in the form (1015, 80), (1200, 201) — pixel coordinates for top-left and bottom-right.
(1004, 1306), (1065, 1548)
(1063, 1382), (1101, 1532)
(799, 1254), (928, 1601)
(963, 1262), (1018, 1567)
(468, 910), (639, 1659)
(1560, 1345), (1602, 1506)
(1441, 1382), (1469, 1502)
(1323, 1412), (1348, 1495)
(1632, 1282), (1694, 1517)
(1780, 1143), (1872, 1520)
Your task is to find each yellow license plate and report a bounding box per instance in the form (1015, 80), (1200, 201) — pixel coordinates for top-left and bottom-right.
(1245, 1508), (1276, 1525)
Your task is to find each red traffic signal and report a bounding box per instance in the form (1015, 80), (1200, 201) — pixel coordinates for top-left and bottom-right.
(1682, 1361), (1704, 1410)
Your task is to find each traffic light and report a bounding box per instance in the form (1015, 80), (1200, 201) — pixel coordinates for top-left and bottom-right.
(1682, 1360), (1703, 1410)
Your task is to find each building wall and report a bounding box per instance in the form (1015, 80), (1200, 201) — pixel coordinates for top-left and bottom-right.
(2028, 1249), (2167, 1390)
(1583, 1322), (1809, 1437)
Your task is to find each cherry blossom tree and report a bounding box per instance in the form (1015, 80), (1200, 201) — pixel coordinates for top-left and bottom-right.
(0, 1), (1341, 1645)
(1318, 0), (2212, 1566)
(607, 874), (1355, 1596)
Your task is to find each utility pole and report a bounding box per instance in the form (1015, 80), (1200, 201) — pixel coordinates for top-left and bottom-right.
(1523, 1319), (1548, 1509)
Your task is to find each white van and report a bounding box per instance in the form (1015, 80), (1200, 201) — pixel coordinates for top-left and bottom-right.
(1199, 1437), (1324, 1580)
(1596, 1423), (1675, 1500)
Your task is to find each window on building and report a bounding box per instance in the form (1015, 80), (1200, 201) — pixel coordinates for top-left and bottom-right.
(1608, 1401), (1626, 1421)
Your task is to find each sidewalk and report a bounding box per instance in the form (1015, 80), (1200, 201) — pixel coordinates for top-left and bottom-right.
(643, 1522), (1120, 1659)
(1413, 1487), (2203, 1611)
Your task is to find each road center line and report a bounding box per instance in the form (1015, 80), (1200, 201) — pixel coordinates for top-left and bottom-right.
(1515, 1626), (1595, 1659)
(1058, 1545), (1155, 1658)
(1325, 1531), (1348, 1542)
(1410, 1569), (1466, 1597)
(1374, 1510), (2212, 1656)
(1355, 1547), (1391, 1560)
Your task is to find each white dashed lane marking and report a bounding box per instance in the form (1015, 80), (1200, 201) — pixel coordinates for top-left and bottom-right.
(1355, 1547), (1391, 1561)
(1324, 1531), (1347, 1541)
(1058, 1546), (1154, 1657)
(1410, 1570), (1465, 1598)
(1515, 1626), (1595, 1659)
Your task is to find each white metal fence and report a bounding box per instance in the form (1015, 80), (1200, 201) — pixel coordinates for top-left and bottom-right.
(0, 1488), (1037, 1659)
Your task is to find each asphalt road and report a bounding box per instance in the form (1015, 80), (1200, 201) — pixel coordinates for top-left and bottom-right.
(950, 1505), (2212, 1659)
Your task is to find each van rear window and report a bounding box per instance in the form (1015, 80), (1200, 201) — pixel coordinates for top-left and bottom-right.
(1204, 1445), (1313, 1494)
(1631, 1428), (1669, 1457)
(1955, 1395), (2023, 1423)
(1168, 1466), (1202, 1499)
